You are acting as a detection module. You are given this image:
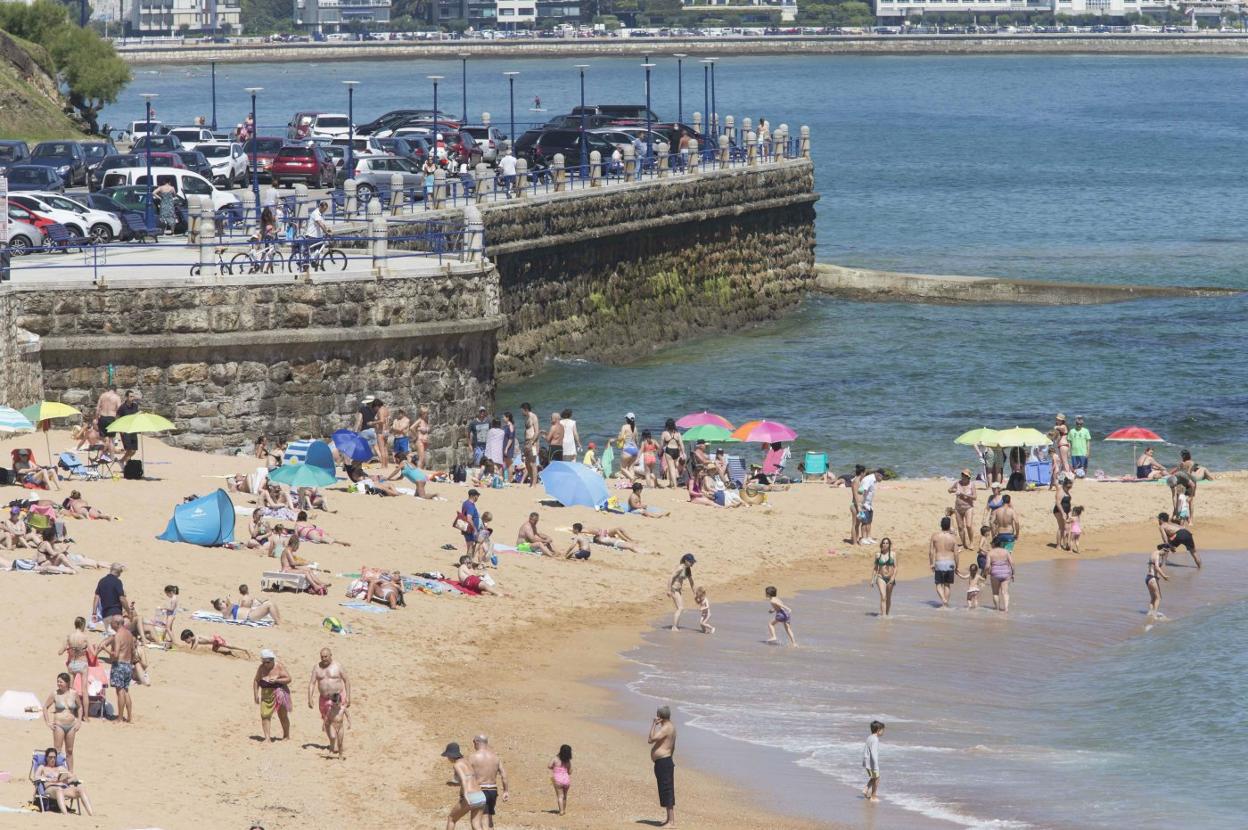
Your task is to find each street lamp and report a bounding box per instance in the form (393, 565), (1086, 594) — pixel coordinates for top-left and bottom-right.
(458, 52), (470, 122)
(343, 80), (359, 180)
(673, 53), (687, 124)
(701, 59), (710, 138)
(575, 64), (589, 177)
(428, 75), (443, 157)
(141, 93), (158, 232)
(503, 71), (519, 152)
(701, 57), (719, 138)
(642, 63), (655, 175)
(210, 61), (217, 131)
(245, 86), (262, 227)
(707, 57), (719, 138)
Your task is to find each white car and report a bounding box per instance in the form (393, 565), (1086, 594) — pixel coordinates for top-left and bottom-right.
(168, 126), (215, 151)
(99, 166), (240, 212)
(3, 215), (44, 255)
(10, 193), (123, 243)
(128, 119), (164, 141)
(309, 113), (352, 140)
(197, 141), (249, 188)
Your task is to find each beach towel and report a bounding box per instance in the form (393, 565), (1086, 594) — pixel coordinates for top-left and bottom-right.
(437, 578), (482, 596)
(403, 576), (447, 594)
(191, 611), (274, 628)
(0, 690), (42, 720)
(338, 601), (390, 614)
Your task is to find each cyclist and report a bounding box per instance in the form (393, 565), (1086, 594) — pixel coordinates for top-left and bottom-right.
(305, 200), (331, 258)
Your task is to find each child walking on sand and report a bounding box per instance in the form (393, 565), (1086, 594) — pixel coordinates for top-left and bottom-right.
(1069, 506), (1084, 553)
(960, 564), (986, 609)
(549, 744), (572, 816)
(863, 720), (884, 801)
(695, 587), (715, 634)
(326, 692), (350, 759)
(765, 586), (797, 646)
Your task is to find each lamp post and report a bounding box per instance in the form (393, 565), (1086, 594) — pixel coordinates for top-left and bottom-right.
(343, 80), (359, 180)
(245, 86), (262, 226)
(701, 59), (710, 137)
(642, 63), (655, 174)
(210, 61), (217, 131)
(503, 71), (519, 152)
(673, 53), (686, 124)
(141, 93), (158, 232)
(575, 64), (589, 177)
(458, 52), (470, 121)
(428, 75), (443, 157)
(707, 57), (719, 138)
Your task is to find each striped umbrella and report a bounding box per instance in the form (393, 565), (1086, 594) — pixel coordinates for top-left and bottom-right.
(0, 406), (35, 433)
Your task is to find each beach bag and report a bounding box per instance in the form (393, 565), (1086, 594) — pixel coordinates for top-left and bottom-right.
(322, 616), (344, 633)
(452, 513), (471, 533)
(123, 459), (144, 480)
(452, 464), (467, 483)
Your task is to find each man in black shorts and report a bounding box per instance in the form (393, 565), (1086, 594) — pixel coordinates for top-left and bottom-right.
(1157, 512), (1200, 569)
(467, 734), (508, 827)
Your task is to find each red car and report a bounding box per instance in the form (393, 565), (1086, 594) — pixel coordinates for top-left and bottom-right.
(242, 137), (286, 181)
(269, 144), (336, 188)
(7, 202), (55, 232)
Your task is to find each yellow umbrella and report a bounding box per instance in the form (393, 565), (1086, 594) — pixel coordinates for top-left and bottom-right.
(19, 401), (82, 463)
(954, 427), (999, 446)
(993, 426), (1050, 448)
(107, 412), (176, 468)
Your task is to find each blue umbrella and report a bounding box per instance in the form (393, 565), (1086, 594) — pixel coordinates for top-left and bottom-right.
(269, 462), (337, 488)
(540, 461), (609, 509)
(331, 429), (372, 462)
(0, 406), (34, 433)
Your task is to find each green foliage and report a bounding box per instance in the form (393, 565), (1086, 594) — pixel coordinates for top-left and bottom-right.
(797, 0), (873, 26)
(241, 0), (297, 34)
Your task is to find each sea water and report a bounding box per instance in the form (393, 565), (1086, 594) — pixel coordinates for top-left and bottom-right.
(619, 550), (1248, 829)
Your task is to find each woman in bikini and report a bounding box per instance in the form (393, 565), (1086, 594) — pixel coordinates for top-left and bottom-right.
(261, 484), (297, 520)
(686, 473), (716, 508)
(871, 537), (898, 617)
(32, 747), (94, 816)
(616, 414), (639, 482)
(413, 405), (432, 469)
(986, 544), (1015, 612)
(1053, 476), (1073, 551)
(667, 553), (697, 631)
(213, 586), (282, 624)
(361, 571), (406, 608)
(639, 431), (661, 487)
(660, 418), (684, 489)
(58, 617), (92, 721)
(1145, 545), (1170, 616)
(244, 508), (272, 550)
(63, 491), (112, 521)
(948, 469), (977, 549)
(294, 511), (349, 546)
(43, 673), (82, 771)
(502, 411), (517, 482)
(1054, 413), (1072, 477)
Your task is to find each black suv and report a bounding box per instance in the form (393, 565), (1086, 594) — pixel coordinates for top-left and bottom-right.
(514, 129), (619, 168)
(29, 140), (88, 186)
(0, 139), (31, 175)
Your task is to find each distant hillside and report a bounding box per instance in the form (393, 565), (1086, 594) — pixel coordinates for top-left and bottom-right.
(0, 28), (87, 140)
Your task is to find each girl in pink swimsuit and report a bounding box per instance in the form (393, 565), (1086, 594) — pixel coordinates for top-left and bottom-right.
(549, 744), (572, 816)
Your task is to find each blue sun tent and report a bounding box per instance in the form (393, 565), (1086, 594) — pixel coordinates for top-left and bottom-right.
(304, 440), (335, 473)
(157, 489), (235, 546)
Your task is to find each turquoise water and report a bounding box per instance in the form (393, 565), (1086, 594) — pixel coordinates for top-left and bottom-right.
(622, 550), (1248, 829)
(104, 56), (1248, 474)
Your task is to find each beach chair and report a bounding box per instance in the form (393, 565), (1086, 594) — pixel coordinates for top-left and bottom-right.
(725, 455), (748, 487)
(30, 750), (80, 814)
(283, 440), (313, 464)
(58, 451), (102, 481)
(73, 664), (111, 719)
(260, 571), (311, 593)
(803, 452), (828, 480)
(121, 211), (159, 244)
(42, 222), (83, 252)
(86, 445), (118, 479)
(11, 448), (48, 489)
(762, 447), (787, 477)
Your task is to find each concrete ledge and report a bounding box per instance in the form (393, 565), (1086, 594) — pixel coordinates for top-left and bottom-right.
(814, 263), (1241, 305)
(39, 314), (507, 354)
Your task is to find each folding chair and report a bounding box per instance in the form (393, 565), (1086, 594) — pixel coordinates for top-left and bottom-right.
(58, 452), (102, 481)
(87, 445), (118, 479)
(803, 452), (828, 481)
(725, 455), (748, 488)
(30, 750), (80, 814)
(122, 211), (159, 244)
(42, 223), (83, 253)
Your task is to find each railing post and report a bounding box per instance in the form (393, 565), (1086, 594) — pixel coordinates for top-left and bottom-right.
(718, 134), (730, 167)
(462, 202), (483, 263)
(774, 125), (786, 161)
(198, 202), (217, 279)
(657, 141), (669, 178)
(474, 162), (491, 203)
(366, 199), (384, 277)
(687, 140), (700, 174)
(742, 117), (752, 146)
(692, 111), (702, 135)
(747, 131), (758, 166)
(514, 159), (528, 199)
(623, 144), (636, 179)
(589, 150), (602, 187)
(433, 169), (447, 209)
(552, 153), (566, 192)
(800, 125), (811, 159)
(344, 179), (358, 217)
(390, 172), (405, 216)
(725, 115), (735, 145)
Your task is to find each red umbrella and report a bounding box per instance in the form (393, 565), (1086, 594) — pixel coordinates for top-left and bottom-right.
(1104, 426), (1164, 442)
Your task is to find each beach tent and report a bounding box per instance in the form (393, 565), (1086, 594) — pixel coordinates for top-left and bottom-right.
(304, 440), (335, 473)
(157, 489), (235, 546)
(0, 689), (42, 720)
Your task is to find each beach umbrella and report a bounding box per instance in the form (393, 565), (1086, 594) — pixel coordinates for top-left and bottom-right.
(675, 411), (734, 430)
(992, 427), (1050, 448)
(0, 406), (34, 433)
(954, 427), (1000, 446)
(107, 411), (176, 468)
(268, 462), (337, 489)
(729, 419), (763, 441)
(1105, 426), (1166, 473)
(20, 401), (81, 461)
(732, 420), (797, 444)
(540, 460), (610, 509)
(681, 424), (739, 444)
(331, 429), (372, 462)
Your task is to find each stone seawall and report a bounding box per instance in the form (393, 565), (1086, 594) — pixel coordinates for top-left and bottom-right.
(0, 289), (43, 408)
(477, 160), (817, 378)
(6, 267), (502, 457)
(118, 34), (1248, 65)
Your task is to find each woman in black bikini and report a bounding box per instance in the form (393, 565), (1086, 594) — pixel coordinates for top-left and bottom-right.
(1146, 545), (1169, 615)
(871, 537), (897, 617)
(1053, 476), (1073, 550)
(660, 418), (684, 489)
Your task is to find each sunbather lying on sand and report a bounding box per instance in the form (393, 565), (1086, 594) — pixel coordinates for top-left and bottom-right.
(62, 491), (113, 521)
(294, 512), (349, 546)
(180, 629), (252, 658)
(212, 587), (282, 624)
(360, 571), (405, 608)
(590, 526), (650, 554)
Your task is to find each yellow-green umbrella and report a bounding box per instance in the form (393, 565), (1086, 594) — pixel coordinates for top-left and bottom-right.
(107, 412), (176, 468)
(19, 401), (82, 462)
(954, 427), (1000, 446)
(993, 426), (1050, 448)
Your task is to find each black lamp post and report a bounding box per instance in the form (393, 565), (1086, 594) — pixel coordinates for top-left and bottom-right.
(701, 60), (709, 137)
(343, 80), (358, 179)
(245, 86), (262, 226)
(642, 62), (655, 173)
(210, 61), (217, 131)
(458, 52), (469, 121)
(503, 71), (519, 151)
(707, 57), (719, 138)
(673, 53), (686, 125)
(428, 75), (443, 155)
(141, 93), (158, 231)
(575, 64), (589, 177)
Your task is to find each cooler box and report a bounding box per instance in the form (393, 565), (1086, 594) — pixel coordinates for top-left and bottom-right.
(1025, 460), (1051, 486)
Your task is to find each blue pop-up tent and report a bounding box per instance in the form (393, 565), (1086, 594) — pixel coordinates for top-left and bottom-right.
(157, 489), (235, 546)
(304, 439), (335, 473)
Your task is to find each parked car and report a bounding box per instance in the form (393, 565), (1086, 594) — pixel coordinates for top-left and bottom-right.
(269, 144), (336, 188)
(82, 192), (139, 239)
(321, 144), (347, 170)
(11, 192), (123, 242)
(460, 125), (506, 164)
(98, 186), (189, 234)
(80, 140), (119, 177)
(127, 120), (165, 140)
(28, 141), (87, 187)
(571, 104), (660, 122)
(329, 136), (386, 157)
(513, 129), (617, 167)
(287, 110), (325, 141)
(542, 113), (619, 130)
(588, 128), (647, 157)
(174, 150), (215, 181)
(90, 152), (186, 190)
(309, 113), (352, 140)
(5, 164), (65, 193)
(371, 136), (428, 163)
(3, 214), (45, 255)
(98, 166), (240, 212)
(131, 134), (183, 153)
(354, 109), (442, 136)
(168, 126), (215, 150)
(0, 139), (31, 175)
(196, 141), (249, 188)
(332, 154), (424, 198)
(241, 136), (286, 181)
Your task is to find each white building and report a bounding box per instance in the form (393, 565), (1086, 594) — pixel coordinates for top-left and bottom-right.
(682, 0), (800, 23)
(294, 0), (393, 29)
(874, 0), (1148, 17)
(129, 0), (241, 35)
(495, 0), (537, 28)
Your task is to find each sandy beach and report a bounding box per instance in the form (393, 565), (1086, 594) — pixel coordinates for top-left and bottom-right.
(2, 430), (1244, 829)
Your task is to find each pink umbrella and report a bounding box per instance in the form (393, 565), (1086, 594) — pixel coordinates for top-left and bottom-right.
(735, 420), (797, 443)
(675, 411), (733, 430)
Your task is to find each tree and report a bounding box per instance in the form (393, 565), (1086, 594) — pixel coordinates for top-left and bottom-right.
(47, 24), (130, 133)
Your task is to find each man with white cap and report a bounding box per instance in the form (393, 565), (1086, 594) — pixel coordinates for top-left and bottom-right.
(468, 734), (509, 827)
(253, 649), (292, 742)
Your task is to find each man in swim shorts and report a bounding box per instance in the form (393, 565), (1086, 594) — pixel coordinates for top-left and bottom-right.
(991, 494), (1020, 551)
(468, 734), (509, 827)
(648, 705), (677, 828)
(1158, 512), (1200, 569)
(1069, 416), (1091, 473)
(97, 615), (136, 723)
(928, 516), (960, 608)
(521, 402), (540, 487)
(309, 648), (350, 744)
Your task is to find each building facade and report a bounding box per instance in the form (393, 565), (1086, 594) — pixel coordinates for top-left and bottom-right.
(681, 0), (799, 22)
(294, 0), (393, 28)
(129, 0), (241, 35)
(496, 0), (536, 28)
(874, 0), (1156, 17)
(430, 0), (498, 26)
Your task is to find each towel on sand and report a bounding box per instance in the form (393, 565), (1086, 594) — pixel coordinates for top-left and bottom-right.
(338, 601), (390, 614)
(191, 611), (274, 628)
(437, 578), (482, 596)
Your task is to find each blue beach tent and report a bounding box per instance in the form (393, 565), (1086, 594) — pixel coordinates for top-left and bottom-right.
(304, 440), (335, 473)
(157, 489), (235, 546)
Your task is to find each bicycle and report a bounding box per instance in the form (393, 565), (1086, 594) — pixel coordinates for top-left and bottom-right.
(286, 234), (348, 274)
(231, 238), (282, 275)
(189, 246), (233, 277)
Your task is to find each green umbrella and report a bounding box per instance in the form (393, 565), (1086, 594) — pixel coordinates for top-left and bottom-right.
(954, 427), (1000, 446)
(107, 411), (176, 469)
(993, 426), (1050, 448)
(682, 424), (740, 443)
(269, 462), (337, 489)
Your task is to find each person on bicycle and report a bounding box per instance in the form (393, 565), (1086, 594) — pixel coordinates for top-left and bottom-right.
(307, 200), (332, 251)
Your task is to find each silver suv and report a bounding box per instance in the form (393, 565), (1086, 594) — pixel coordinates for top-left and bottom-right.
(460, 125), (506, 164)
(335, 154), (425, 199)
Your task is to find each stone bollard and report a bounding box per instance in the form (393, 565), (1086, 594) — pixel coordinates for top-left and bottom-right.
(718, 134), (730, 166)
(725, 115), (735, 145)
(433, 169), (447, 209)
(747, 132), (758, 165)
(390, 172), (406, 216)
(371, 214), (388, 278)
(474, 162), (491, 204)
(552, 153), (566, 192)
(482, 111), (491, 127)
(197, 201), (216, 278)
(514, 159), (528, 199)
(687, 140), (700, 173)
(344, 179), (358, 217)
(800, 125), (811, 159)
(657, 142), (670, 178)
(774, 125), (787, 161)
(623, 144), (636, 179)
(692, 112), (702, 135)
(293, 183), (309, 224)
(742, 117), (752, 139)
(589, 150), (602, 187)
(462, 203), (484, 262)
